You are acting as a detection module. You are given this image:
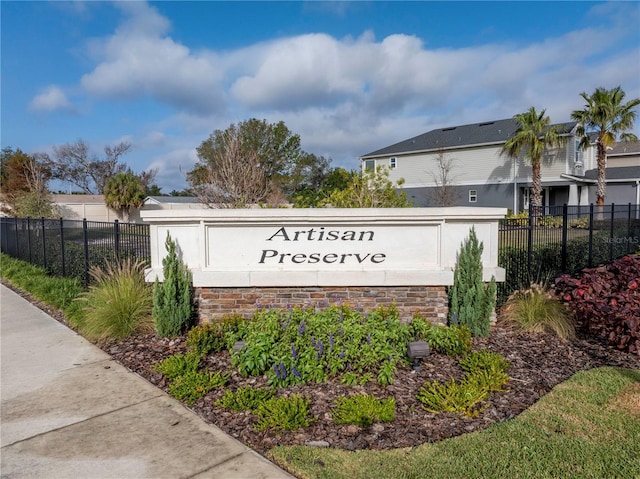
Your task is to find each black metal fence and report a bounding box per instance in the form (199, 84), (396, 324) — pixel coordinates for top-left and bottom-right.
(498, 203), (640, 304)
(0, 217), (150, 286)
(2, 204), (638, 300)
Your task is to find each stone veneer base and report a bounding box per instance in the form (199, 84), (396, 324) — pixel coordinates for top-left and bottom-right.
(195, 286), (448, 325)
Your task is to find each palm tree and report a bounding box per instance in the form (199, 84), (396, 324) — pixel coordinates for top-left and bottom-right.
(104, 172), (146, 222)
(571, 86), (640, 206)
(502, 107), (562, 217)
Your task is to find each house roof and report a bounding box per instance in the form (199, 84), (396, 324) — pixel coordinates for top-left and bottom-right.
(144, 196), (199, 205)
(608, 140), (640, 157)
(361, 119), (577, 158)
(52, 194), (105, 204)
(583, 166), (640, 181)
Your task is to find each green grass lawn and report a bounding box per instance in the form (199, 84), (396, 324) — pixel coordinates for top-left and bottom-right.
(270, 367), (640, 479)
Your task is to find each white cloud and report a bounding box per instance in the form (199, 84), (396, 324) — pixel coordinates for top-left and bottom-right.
(62, 1), (639, 189)
(29, 85), (74, 112)
(80, 2), (225, 114)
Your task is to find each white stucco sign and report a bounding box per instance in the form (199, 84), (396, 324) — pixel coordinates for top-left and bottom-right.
(141, 207), (506, 287)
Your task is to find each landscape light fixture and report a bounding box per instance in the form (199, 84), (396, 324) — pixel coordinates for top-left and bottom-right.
(407, 341), (430, 371)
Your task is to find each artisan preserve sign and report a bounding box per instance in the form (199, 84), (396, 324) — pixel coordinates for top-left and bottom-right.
(259, 227), (386, 265)
(141, 208), (506, 287)
(207, 223), (439, 271)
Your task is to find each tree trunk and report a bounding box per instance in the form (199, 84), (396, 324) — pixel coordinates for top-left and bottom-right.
(596, 140), (607, 206)
(531, 160), (542, 220)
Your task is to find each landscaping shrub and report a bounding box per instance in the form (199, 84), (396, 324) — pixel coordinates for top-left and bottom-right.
(538, 215), (563, 228)
(168, 370), (228, 405)
(331, 394), (396, 427)
(449, 227), (496, 337)
(254, 394), (314, 432)
(186, 324), (224, 355)
(76, 258), (153, 343)
(153, 233), (192, 337)
(153, 350), (228, 404)
(416, 377), (489, 417)
(215, 387), (274, 412)
(153, 351), (201, 380)
(416, 349), (510, 417)
(229, 304), (415, 387)
(459, 349), (510, 375)
(555, 255), (640, 355)
(423, 324), (472, 356)
(500, 284), (575, 340)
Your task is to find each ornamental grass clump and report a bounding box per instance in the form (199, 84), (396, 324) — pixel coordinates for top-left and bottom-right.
(153, 233), (192, 337)
(501, 283), (575, 340)
(76, 258), (153, 343)
(449, 227), (497, 337)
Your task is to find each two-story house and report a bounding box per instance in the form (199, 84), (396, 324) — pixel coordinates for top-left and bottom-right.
(360, 118), (640, 212)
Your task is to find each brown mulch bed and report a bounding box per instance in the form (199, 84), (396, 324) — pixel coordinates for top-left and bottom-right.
(5, 280), (640, 455)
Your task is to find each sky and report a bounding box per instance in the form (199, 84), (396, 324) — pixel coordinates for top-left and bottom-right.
(2, 1), (639, 193)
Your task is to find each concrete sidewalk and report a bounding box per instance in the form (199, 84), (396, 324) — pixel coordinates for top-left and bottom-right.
(0, 284), (295, 479)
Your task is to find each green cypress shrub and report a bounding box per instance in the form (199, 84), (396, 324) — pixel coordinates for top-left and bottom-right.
(449, 227), (496, 337)
(153, 233), (193, 337)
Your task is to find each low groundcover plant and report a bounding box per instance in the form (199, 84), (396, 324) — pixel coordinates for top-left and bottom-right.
(228, 303), (470, 388)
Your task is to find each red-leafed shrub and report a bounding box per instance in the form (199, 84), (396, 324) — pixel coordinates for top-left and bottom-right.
(555, 255), (640, 355)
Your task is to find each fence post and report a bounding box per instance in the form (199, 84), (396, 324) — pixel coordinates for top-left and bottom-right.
(526, 203), (533, 283)
(27, 217), (33, 263)
(83, 218), (90, 287)
(627, 203), (632, 255)
(14, 217), (19, 258)
(561, 204), (568, 272)
(114, 219), (120, 262)
(608, 203), (615, 261)
(41, 217), (47, 271)
(588, 204), (594, 267)
(60, 217), (66, 277)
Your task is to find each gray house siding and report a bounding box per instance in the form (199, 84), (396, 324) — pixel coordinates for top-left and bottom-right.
(404, 183), (515, 208)
(591, 183), (639, 206)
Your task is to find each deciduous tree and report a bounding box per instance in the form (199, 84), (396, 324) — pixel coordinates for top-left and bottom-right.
(0, 147), (56, 217)
(192, 119), (303, 201)
(322, 166), (412, 208)
(189, 127), (273, 207)
(50, 139), (156, 195)
(429, 150), (459, 207)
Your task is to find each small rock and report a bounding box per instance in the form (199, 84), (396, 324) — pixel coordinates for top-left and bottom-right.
(305, 440), (330, 448)
(371, 423), (384, 433)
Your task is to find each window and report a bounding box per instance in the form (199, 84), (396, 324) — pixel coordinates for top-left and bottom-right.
(364, 160), (375, 173)
(468, 190), (478, 203)
(574, 140), (581, 163)
(389, 157), (397, 169)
